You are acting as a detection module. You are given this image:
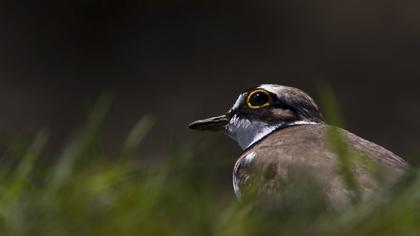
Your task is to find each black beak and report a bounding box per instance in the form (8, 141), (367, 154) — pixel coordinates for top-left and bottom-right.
(188, 115), (229, 131)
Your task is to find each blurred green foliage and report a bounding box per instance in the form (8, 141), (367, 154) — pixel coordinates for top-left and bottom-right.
(0, 97), (419, 236)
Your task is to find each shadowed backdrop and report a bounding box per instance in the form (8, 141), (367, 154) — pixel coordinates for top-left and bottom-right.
(0, 0), (419, 165)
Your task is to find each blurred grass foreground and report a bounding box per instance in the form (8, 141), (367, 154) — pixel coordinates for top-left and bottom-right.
(0, 98), (419, 236)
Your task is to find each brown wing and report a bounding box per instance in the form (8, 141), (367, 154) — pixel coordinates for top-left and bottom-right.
(233, 124), (409, 203)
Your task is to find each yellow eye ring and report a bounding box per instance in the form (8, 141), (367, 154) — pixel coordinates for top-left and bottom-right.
(246, 89), (272, 109)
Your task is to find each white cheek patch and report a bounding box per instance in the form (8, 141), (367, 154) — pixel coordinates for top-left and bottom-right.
(225, 115), (319, 150)
(225, 115), (282, 150)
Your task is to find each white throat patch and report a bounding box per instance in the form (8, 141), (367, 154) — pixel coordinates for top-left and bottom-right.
(225, 115), (318, 150)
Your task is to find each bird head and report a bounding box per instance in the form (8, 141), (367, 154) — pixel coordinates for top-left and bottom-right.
(188, 84), (324, 149)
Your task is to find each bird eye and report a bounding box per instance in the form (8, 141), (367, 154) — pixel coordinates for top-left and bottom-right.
(246, 90), (272, 109)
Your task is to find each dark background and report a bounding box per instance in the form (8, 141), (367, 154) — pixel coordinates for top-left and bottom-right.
(0, 0), (419, 164)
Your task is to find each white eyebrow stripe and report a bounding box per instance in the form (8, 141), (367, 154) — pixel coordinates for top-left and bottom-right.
(258, 84), (286, 95)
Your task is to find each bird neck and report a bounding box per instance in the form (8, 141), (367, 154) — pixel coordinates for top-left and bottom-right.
(225, 116), (319, 150)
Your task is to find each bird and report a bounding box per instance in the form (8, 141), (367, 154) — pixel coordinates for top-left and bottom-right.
(188, 84), (409, 205)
